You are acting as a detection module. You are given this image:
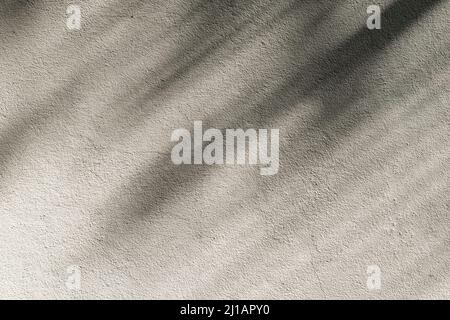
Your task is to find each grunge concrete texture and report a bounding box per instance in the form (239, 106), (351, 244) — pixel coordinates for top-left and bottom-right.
(0, 0), (449, 299)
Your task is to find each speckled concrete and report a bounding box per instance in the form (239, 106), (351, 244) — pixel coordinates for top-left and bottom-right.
(0, 0), (449, 299)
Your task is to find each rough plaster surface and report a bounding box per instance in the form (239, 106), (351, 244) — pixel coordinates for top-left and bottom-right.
(0, 0), (449, 299)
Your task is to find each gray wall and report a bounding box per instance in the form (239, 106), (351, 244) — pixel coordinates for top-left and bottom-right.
(0, 0), (449, 299)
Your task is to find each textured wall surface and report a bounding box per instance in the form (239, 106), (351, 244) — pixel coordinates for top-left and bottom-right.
(0, 0), (449, 299)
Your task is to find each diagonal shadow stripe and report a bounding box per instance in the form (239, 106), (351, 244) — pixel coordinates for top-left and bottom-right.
(86, 0), (445, 253)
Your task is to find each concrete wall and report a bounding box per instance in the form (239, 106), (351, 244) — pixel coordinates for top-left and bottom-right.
(0, 0), (449, 299)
